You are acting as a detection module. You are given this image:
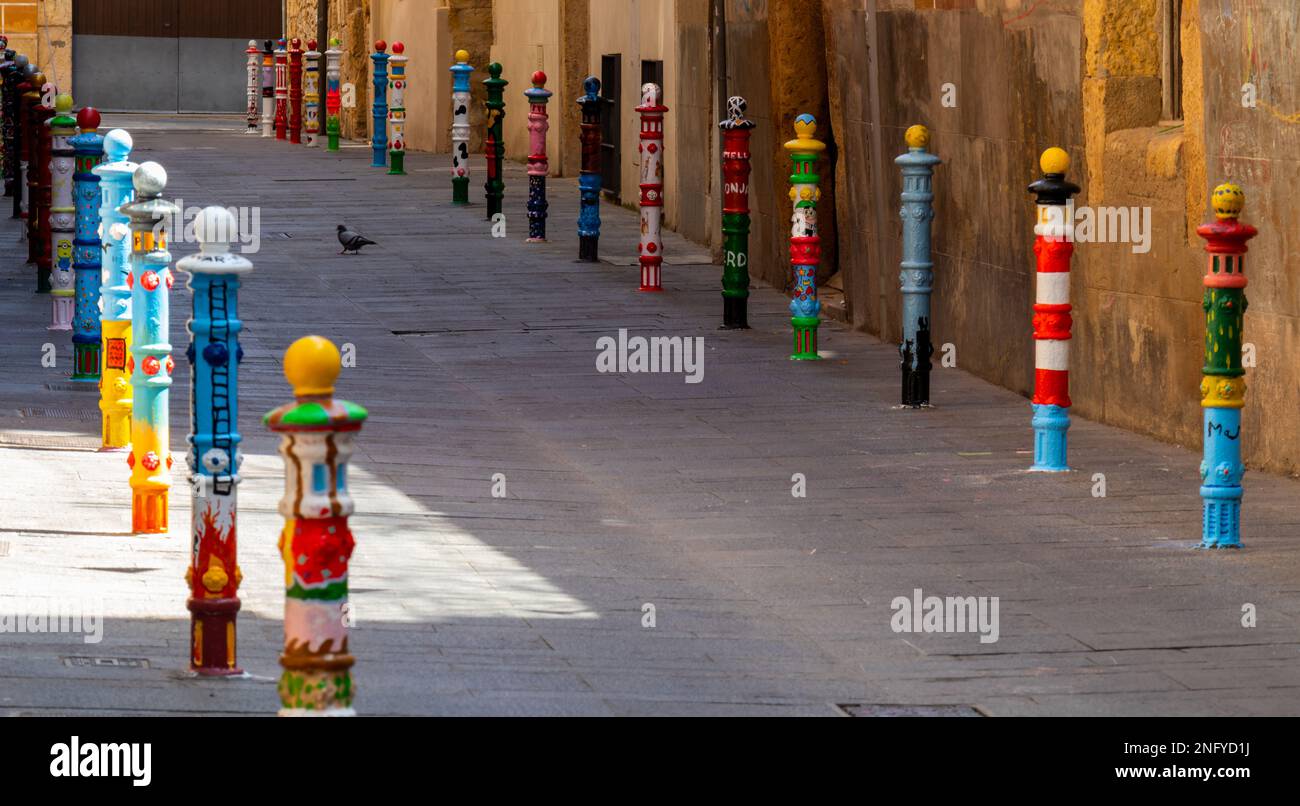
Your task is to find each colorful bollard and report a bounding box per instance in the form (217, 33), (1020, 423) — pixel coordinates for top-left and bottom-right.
(15, 61), (34, 222)
(370, 40), (389, 168)
(3, 53), (23, 205)
(718, 96), (754, 329)
(896, 125), (942, 407)
(69, 106), (105, 381)
(636, 83), (667, 292)
(483, 63), (507, 219)
(524, 70), (551, 242)
(94, 129), (136, 449)
(265, 336), (368, 716)
(303, 39), (321, 147)
(289, 38), (303, 144)
(449, 49), (473, 204)
(387, 42), (407, 174)
(31, 80), (54, 290)
(274, 38), (288, 140)
(1027, 147), (1080, 472)
(48, 94), (76, 331)
(182, 206), (252, 674)
(577, 76), (602, 262)
(1196, 183), (1257, 548)
(122, 162), (179, 533)
(784, 114), (825, 361)
(244, 40), (260, 133)
(0, 44), (10, 192)
(324, 38), (342, 152)
(260, 40), (275, 138)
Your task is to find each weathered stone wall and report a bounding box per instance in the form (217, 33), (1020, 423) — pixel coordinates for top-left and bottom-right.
(2, 0), (70, 90)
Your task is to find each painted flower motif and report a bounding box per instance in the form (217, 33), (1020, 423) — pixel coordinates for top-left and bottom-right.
(143, 356), (160, 375)
(141, 271), (159, 291)
(141, 451), (160, 471)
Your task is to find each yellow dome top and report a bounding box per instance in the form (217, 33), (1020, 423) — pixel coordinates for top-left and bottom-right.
(1211, 182), (1245, 219)
(904, 124), (929, 150)
(455, 49), (470, 62)
(1040, 147), (1070, 175)
(283, 336), (341, 397)
(55, 93), (73, 114)
(784, 113), (826, 154)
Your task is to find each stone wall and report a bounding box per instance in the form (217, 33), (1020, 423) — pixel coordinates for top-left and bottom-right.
(1, 0), (70, 91)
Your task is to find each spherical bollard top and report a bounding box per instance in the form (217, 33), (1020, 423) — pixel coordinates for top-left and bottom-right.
(133, 161), (168, 196)
(1212, 183), (1245, 219)
(291, 37), (301, 49)
(533, 70), (547, 87)
(1040, 147), (1070, 176)
(284, 336), (341, 397)
(489, 62), (503, 79)
(583, 75), (600, 96)
(905, 124), (930, 150)
(103, 129), (133, 162)
(392, 41), (404, 55)
(455, 49), (470, 62)
(374, 40), (387, 53)
(308, 39), (318, 51)
(330, 37), (342, 48)
(194, 206), (238, 247)
(77, 107), (102, 131)
(55, 93), (73, 114)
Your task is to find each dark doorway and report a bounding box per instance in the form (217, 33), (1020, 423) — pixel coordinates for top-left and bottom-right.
(600, 53), (620, 201)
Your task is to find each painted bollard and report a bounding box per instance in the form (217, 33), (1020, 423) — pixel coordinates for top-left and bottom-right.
(94, 130), (137, 449)
(370, 40), (389, 168)
(785, 114), (825, 361)
(577, 76), (602, 262)
(304, 39), (321, 147)
(260, 40), (275, 138)
(483, 63), (507, 218)
(69, 106), (105, 381)
(719, 96), (754, 329)
(525, 70), (551, 242)
(1197, 183), (1257, 549)
(265, 336), (368, 716)
(325, 38), (342, 151)
(0, 44), (10, 193)
(449, 49), (473, 204)
(244, 40), (260, 133)
(896, 125), (942, 407)
(122, 162), (180, 534)
(289, 37), (303, 144)
(32, 80), (54, 291)
(182, 207), (252, 674)
(48, 94), (76, 331)
(274, 38), (288, 140)
(636, 83), (667, 292)
(4, 53), (24, 205)
(12, 59), (32, 220)
(387, 42), (407, 174)
(1026, 147), (1080, 472)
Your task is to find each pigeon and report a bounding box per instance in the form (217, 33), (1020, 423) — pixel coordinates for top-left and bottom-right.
(337, 224), (377, 254)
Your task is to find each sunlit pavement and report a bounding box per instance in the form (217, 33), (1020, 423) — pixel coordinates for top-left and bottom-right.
(3, 115), (1300, 716)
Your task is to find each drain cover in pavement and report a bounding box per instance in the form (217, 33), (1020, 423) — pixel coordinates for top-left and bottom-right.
(20, 407), (100, 421)
(840, 704), (984, 717)
(63, 657), (151, 669)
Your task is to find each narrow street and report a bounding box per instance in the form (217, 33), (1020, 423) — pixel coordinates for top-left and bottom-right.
(2, 114), (1299, 716)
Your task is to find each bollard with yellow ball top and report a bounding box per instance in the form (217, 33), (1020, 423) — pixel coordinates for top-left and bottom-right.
(896, 124), (941, 406)
(1026, 145), (1080, 471)
(1196, 182), (1256, 548)
(265, 336), (368, 715)
(784, 113), (825, 360)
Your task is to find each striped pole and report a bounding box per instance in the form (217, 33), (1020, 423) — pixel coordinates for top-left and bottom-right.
(69, 106), (105, 381)
(1027, 147), (1080, 472)
(324, 38), (342, 151)
(182, 207), (252, 673)
(636, 83), (667, 291)
(94, 129), (136, 449)
(784, 114), (824, 361)
(1196, 183), (1256, 548)
(122, 162), (179, 533)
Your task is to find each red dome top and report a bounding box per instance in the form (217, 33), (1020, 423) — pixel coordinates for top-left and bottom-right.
(308, 39), (318, 51)
(392, 41), (404, 55)
(532, 70), (547, 85)
(76, 107), (101, 131)
(374, 39), (387, 52)
(291, 37), (301, 48)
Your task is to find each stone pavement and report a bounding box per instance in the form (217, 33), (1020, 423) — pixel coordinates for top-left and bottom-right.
(2, 114), (1300, 716)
